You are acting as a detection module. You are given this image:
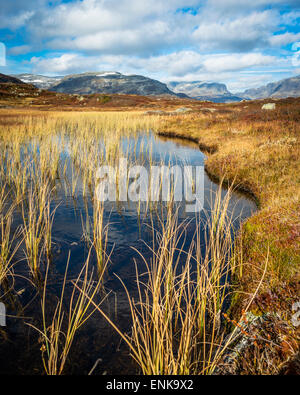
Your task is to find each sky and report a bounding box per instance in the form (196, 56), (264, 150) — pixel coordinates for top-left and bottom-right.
(0, 0), (300, 92)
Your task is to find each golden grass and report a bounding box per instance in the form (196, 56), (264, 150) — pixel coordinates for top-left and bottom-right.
(0, 110), (159, 280)
(158, 101), (300, 295)
(0, 186), (20, 290)
(157, 100), (300, 372)
(79, 185), (268, 375)
(0, 110), (160, 372)
(28, 250), (106, 375)
(1, 104), (297, 375)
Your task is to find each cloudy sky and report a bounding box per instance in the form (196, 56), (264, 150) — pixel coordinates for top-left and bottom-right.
(0, 0), (300, 92)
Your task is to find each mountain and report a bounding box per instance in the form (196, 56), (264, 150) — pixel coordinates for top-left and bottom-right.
(0, 73), (25, 85)
(13, 74), (63, 90)
(238, 75), (300, 100)
(167, 81), (243, 103)
(0, 73), (40, 101)
(48, 72), (177, 96)
(10, 72), (300, 101)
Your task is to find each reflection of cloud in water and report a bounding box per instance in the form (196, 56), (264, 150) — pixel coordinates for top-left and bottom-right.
(50, 131), (257, 276)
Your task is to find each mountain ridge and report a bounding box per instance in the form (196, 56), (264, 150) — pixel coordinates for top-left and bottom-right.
(0, 73), (26, 85)
(167, 81), (243, 103)
(10, 72), (300, 102)
(237, 75), (300, 99)
(12, 72), (180, 97)
(12, 73), (63, 90)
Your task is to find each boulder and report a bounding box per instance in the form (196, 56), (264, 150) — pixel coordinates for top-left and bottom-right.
(200, 107), (217, 113)
(174, 107), (193, 113)
(262, 103), (276, 110)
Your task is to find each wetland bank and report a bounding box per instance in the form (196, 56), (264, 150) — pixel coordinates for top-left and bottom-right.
(0, 105), (298, 375)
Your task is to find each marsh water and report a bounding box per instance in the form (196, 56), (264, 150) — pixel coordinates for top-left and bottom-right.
(0, 131), (257, 375)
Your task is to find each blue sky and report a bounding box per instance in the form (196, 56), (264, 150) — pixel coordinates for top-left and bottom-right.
(0, 0), (300, 92)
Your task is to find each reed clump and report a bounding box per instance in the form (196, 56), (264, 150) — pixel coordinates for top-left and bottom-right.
(0, 107), (278, 375)
(29, 251), (106, 375)
(0, 111), (159, 281)
(21, 185), (55, 279)
(81, 186), (263, 375)
(0, 110), (161, 373)
(0, 186), (20, 290)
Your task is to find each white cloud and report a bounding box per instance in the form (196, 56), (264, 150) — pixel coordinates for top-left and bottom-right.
(0, 11), (35, 29)
(128, 51), (204, 76)
(2, 0), (300, 91)
(20, 0), (297, 58)
(193, 10), (278, 51)
(269, 32), (300, 46)
(0, 0), (48, 29)
(130, 51), (275, 76)
(202, 53), (275, 73)
(46, 21), (184, 55)
(29, 50), (276, 79)
(29, 0), (197, 37)
(30, 53), (86, 73)
(2, 0), (300, 56)
(26, 0), (197, 56)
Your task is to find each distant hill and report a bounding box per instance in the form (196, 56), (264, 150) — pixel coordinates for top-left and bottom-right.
(167, 81), (243, 103)
(0, 73), (40, 102)
(12, 74), (62, 90)
(13, 72), (187, 97)
(238, 75), (300, 99)
(0, 73), (25, 85)
(10, 72), (300, 101)
(49, 72), (177, 96)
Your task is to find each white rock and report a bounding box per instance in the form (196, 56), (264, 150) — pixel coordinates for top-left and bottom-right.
(262, 103), (276, 110)
(174, 107), (193, 113)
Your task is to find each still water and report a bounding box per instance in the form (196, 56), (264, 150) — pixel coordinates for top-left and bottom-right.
(0, 132), (256, 375)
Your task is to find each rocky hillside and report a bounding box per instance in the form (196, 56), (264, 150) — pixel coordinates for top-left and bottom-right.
(167, 81), (243, 103)
(0, 73), (41, 104)
(238, 75), (300, 99)
(0, 73), (25, 85)
(10, 72), (300, 101)
(48, 72), (177, 96)
(13, 74), (62, 90)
